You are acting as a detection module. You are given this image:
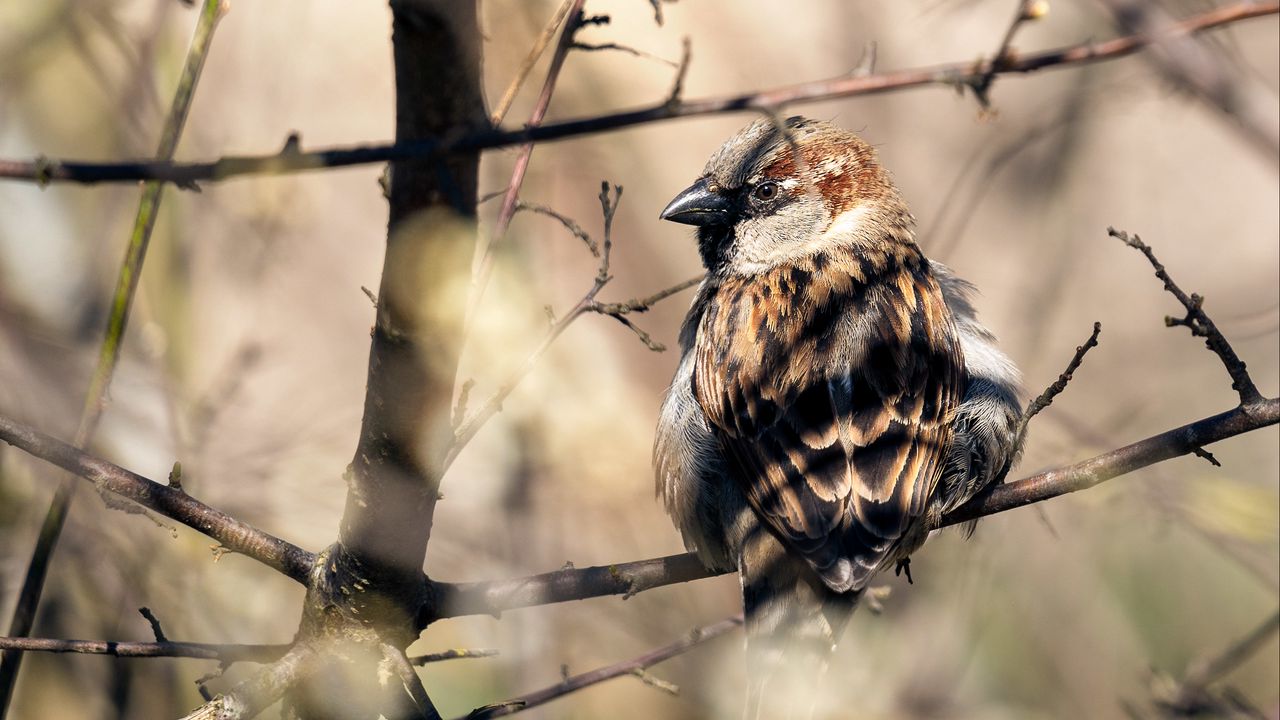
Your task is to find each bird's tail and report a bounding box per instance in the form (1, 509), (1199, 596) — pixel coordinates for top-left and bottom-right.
(738, 526), (860, 720)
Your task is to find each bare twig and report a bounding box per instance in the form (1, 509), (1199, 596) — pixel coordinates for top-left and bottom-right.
(3, 3), (1273, 187)
(587, 275), (703, 316)
(445, 183), (626, 470)
(571, 41), (678, 67)
(1016, 321), (1103, 443)
(409, 648), (498, 666)
(466, 0), (587, 327)
(490, 0), (576, 125)
(0, 413), (316, 583)
(584, 274), (703, 351)
(138, 607), (169, 643)
(1109, 228), (1263, 406)
(455, 616), (742, 718)
(0, 2), (229, 713)
(970, 0), (1049, 107)
(514, 201), (599, 255)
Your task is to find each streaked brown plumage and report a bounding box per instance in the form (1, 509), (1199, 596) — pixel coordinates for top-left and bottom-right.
(654, 117), (1023, 718)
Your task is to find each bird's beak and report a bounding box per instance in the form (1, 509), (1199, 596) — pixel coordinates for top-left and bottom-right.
(659, 177), (733, 226)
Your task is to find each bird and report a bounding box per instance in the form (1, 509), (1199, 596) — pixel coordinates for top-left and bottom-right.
(653, 116), (1024, 718)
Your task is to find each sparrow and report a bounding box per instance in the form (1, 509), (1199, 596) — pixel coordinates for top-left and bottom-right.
(653, 116), (1023, 718)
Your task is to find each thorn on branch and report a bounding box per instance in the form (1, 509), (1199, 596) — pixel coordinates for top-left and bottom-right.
(361, 286), (378, 307)
(1109, 227), (1263, 407)
(138, 607), (169, 643)
(1016, 321), (1103, 444)
(851, 40), (878, 77)
(1191, 446), (1221, 467)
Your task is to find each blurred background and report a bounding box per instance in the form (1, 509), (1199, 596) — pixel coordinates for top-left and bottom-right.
(0, 1), (1277, 718)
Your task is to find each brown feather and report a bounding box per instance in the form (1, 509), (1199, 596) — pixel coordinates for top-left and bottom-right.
(693, 243), (964, 592)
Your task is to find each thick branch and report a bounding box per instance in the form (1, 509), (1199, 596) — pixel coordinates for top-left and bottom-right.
(429, 398), (1278, 619)
(0, 3), (1272, 186)
(0, 414), (315, 583)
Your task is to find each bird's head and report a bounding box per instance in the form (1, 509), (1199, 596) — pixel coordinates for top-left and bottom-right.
(660, 116), (908, 276)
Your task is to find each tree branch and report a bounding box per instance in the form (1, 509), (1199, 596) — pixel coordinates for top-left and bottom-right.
(428, 397), (1277, 619)
(456, 616), (742, 719)
(0, 636), (288, 662)
(1, 2), (1272, 186)
(0, 413), (315, 583)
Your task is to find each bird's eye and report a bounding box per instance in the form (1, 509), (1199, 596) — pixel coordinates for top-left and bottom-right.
(751, 181), (779, 203)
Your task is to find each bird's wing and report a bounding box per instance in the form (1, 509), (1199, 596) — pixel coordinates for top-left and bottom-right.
(694, 254), (963, 592)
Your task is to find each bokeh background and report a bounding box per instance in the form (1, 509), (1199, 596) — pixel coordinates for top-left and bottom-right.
(1, 1), (1277, 718)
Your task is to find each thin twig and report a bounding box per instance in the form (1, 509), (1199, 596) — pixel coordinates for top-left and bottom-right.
(0, 413), (316, 583)
(2, 3), (1273, 186)
(1109, 227), (1263, 406)
(971, 0), (1049, 107)
(455, 616), (742, 719)
(444, 183), (624, 470)
(1016, 321), (1102, 443)
(409, 648), (499, 666)
(0, 2), (228, 715)
(490, 0), (576, 125)
(138, 607), (169, 643)
(465, 0), (587, 329)
(571, 41), (678, 67)
(514, 201), (599, 255)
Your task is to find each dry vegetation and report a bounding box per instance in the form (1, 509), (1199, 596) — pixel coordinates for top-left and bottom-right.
(0, 1), (1277, 719)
